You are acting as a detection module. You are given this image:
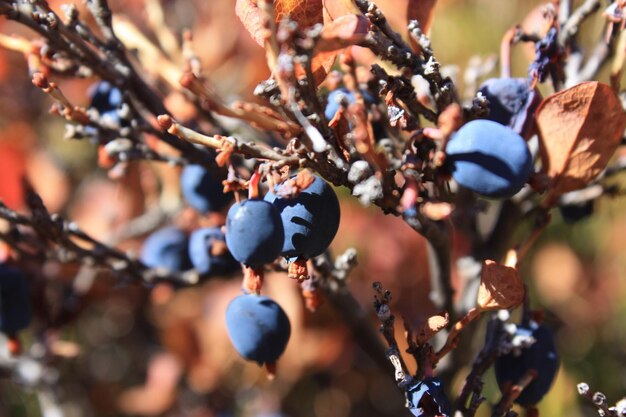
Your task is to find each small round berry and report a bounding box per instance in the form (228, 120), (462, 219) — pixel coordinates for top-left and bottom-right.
(478, 77), (539, 135)
(89, 81), (123, 124)
(0, 265), (32, 335)
(265, 175), (340, 261)
(446, 120), (533, 198)
(140, 226), (192, 272)
(495, 323), (560, 406)
(188, 227), (239, 276)
(225, 199), (284, 269)
(225, 294), (291, 365)
(405, 377), (451, 417)
(180, 164), (233, 214)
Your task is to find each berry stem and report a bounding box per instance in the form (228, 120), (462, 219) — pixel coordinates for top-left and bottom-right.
(242, 266), (264, 295)
(288, 258), (309, 282)
(492, 369), (538, 416)
(265, 362), (277, 380)
(248, 171), (262, 200)
(7, 334), (22, 355)
(435, 307), (481, 362)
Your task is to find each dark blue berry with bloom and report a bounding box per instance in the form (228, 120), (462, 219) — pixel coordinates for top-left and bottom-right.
(225, 200), (284, 269)
(188, 227), (239, 276)
(225, 294), (291, 365)
(445, 120), (533, 198)
(180, 164), (233, 214)
(140, 226), (192, 272)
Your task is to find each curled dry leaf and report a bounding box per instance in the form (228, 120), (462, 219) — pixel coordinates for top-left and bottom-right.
(415, 312), (449, 345)
(236, 0), (336, 83)
(316, 14), (370, 52)
(477, 259), (525, 311)
(236, 0), (324, 46)
(536, 81), (626, 197)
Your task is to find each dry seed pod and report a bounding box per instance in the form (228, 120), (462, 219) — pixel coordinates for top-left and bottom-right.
(536, 81), (626, 197)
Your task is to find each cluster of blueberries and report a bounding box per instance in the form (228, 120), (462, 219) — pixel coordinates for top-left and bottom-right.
(45, 80), (561, 402)
(139, 162), (340, 367)
(224, 174), (340, 366)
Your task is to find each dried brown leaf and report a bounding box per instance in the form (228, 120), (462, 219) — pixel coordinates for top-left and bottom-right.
(415, 312), (449, 345)
(477, 260), (525, 311)
(536, 81), (626, 196)
(236, 0), (324, 46)
(316, 14), (370, 52)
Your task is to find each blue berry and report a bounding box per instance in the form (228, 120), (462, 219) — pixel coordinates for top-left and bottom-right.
(264, 175), (340, 261)
(324, 87), (375, 121)
(445, 120), (533, 198)
(180, 164), (233, 214)
(140, 226), (192, 272)
(405, 377), (451, 417)
(188, 227), (239, 277)
(495, 323), (560, 406)
(559, 201), (593, 224)
(0, 265), (32, 334)
(478, 78), (539, 135)
(89, 81), (123, 124)
(225, 200), (284, 269)
(225, 294), (291, 365)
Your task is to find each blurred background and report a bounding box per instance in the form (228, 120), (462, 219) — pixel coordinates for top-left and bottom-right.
(1, 0), (625, 416)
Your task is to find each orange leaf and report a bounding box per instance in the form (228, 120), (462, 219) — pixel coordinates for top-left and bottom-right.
(236, 0), (324, 46)
(477, 260), (525, 311)
(415, 313), (449, 345)
(316, 14), (370, 52)
(535, 82), (626, 196)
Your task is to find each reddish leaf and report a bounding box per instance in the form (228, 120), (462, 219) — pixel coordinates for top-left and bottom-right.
(477, 260), (525, 311)
(236, 0), (324, 46)
(316, 14), (370, 52)
(536, 82), (626, 196)
(322, 0), (361, 21)
(407, 0), (437, 33)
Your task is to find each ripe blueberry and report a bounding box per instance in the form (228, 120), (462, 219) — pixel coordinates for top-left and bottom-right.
(264, 175), (340, 261)
(225, 199), (284, 269)
(445, 120), (533, 198)
(188, 227), (239, 277)
(494, 323), (560, 406)
(225, 294), (291, 365)
(324, 87), (375, 121)
(478, 78), (539, 136)
(180, 164), (233, 214)
(89, 81), (124, 124)
(559, 201), (593, 224)
(140, 226), (192, 272)
(405, 377), (451, 417)
(0, 265), (32, 335)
